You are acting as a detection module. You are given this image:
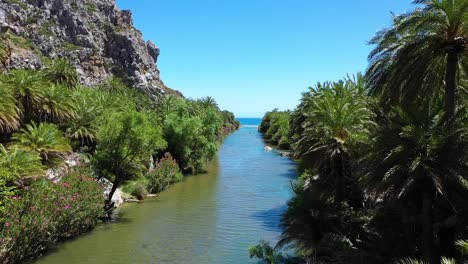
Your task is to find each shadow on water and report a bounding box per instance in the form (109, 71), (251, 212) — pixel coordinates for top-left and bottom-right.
(250, 204), (288, 232)
(278, 169), (299, 180)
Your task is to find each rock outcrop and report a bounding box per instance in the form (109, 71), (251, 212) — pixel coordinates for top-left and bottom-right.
(0, 0), (180, 97)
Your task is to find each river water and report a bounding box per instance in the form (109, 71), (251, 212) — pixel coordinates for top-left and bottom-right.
(36, 118), (297, 264)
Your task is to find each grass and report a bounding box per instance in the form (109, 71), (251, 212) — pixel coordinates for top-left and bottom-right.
(2, 31), (37, 51)
(4, 0), (28, 9)
(61, 42), (82, 52)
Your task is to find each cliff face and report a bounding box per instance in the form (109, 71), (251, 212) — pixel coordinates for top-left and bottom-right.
(0, 0), (179, 96)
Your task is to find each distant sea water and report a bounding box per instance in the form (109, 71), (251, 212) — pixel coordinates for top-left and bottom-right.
(237, 118), (262, 126)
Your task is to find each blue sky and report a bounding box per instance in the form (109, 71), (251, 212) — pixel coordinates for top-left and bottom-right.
(115, 0), (414, 117)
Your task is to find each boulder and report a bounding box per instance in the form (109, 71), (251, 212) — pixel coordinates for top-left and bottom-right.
(98, 178), (124, 208)
(264, 146), (273, 151)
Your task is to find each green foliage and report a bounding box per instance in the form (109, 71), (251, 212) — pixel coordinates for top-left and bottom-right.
(11, 122), (71, 163)
(396, 258), (426, 264)
(98, 76), (129, 93)
(65, 95), (101, 147)
(157, 95), (236, 173)
(0, 145), (44, 216)
(220, 110), (240, 134)
(0, 167), (103, 264)
(0, 34), (10, 69)
(145, 153), (183, 193)
(37, 84), (76, 123)
(0, 69), (48, 123)
(130, 181), (148, 200)
(277, 178), (369, 257)
(0, 145), (44, 179)
(366, 0), (468, 116)
(260, 110), (291, 149)
(92, 111), (166, 205)
(248, 240), (285, 264)
(2, 31), (36, 51)
(291, 74), (373, 160)
(363, 101), (468, 202)
(0, 85), (20, 133)
(289, 74), (372, 206)
(457, 240), (468, 256)
(43, 58), (79, 88)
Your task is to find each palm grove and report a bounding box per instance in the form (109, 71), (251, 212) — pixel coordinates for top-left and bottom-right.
(254, 1), (468, 264)
(0, 38), (239, 262)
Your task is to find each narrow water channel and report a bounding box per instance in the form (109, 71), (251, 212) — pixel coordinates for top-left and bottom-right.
(36, 118), (297, 264)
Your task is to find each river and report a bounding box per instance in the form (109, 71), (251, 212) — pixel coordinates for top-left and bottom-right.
(36, 118), (297, 264)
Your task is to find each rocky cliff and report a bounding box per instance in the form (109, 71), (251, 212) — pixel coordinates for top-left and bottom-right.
(0, 0), (179, 96)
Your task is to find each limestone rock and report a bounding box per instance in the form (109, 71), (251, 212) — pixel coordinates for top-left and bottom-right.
(98, 178), (124, 208)
(0, 0), (181, 97)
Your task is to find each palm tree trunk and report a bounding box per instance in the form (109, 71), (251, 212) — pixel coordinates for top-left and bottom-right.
(334, 153), (344, 205)
(22, 93), (32, 124)
(444, 51), (458, 119)
(422, 190), (439, 264)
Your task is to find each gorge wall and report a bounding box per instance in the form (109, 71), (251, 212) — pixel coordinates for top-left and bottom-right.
(0, 0), (180, 97)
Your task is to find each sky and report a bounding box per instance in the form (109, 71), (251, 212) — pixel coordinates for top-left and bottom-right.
(115, 0), (415, 117)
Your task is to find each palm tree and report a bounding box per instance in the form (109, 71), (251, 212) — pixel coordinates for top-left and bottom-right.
(65, 97), (101, 147)
(362, 102), (468, 264)
(277, 184), (340, 255)
(396, 240), (468, 264)
(0, 86), (20, 133)
(198, 96), (219, 110)
(367, 0), (468, 118)
(12, 122), (72, 163)
(98, 76), (128, 93)
(0, 69), (48, 124)
(293, 77), (373, 205)
(37, 84), (76, 123)
(248, 240), (285, 264)
(0, 144), (44, 180)
(43, 58), (79, 88)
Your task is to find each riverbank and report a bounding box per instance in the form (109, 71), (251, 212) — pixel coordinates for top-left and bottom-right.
(35, 123), (297, 264)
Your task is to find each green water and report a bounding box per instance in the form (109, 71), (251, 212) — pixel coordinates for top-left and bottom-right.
(36, 124), (297, 264)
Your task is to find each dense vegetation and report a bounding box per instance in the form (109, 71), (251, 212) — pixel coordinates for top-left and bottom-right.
(254, 1), (468, 264)
(0, 58), (239, 263)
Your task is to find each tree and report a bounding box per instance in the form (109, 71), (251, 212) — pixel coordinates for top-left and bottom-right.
(0, 144), (44, 180)
(43, 58), (79, 88)
(292, 76), (373, 205)
(11, 122), (71, 163)
(37, 84), (76, 123)
(0, 144), (43, 214)
(367, 0), (468, 118)
(163, 114), (217, 173)
(362, 102), (468, 264)
(198, 96), (219, 110)
(92, 111), (166, 210)
(277, 183), (341, 255)
(249, 240), (285, 264)
(0, 85), (20, 133)
(65, 96), (101, 148)
(0, 69), (48, 124)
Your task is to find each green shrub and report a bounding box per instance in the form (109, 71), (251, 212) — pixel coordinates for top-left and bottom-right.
(0, 167), (103, 264)
(248, 240), (285, 264)
(43, 58), (79, 88)
(11, 122), (72, 163)
(146, 153), (183, 193)
(130, 182), (148, 200)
